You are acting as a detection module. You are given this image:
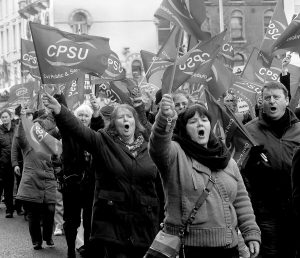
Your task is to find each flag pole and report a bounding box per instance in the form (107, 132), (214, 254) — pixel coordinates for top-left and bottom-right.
(163, 29), (184, 94)
(137, 59), (156, 87)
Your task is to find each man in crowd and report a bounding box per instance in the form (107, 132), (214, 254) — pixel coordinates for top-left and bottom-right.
(242, 81), (300, 258)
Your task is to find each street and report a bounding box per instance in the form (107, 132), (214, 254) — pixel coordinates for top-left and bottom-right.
(0, 202), (68, 258)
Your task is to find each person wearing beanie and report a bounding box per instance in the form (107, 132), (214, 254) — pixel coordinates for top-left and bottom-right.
(148, 94), (261, 258)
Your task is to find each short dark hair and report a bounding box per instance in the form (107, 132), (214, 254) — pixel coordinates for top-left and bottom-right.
(262, 81), (288, 98)
(107, 104), (144, 138)
(0, 108), (12, 118)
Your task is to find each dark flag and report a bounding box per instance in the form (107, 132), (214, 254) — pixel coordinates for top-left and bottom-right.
(21, 38), (41, 80)
(205, 89), (256, 169)
(29, 22), (111, 84)
(218, 35), (235, 71)
(155, 0), (211, 41)
(259, 0), (287, 67)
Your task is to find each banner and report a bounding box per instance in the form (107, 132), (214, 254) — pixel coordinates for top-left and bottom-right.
(205, 89), (256, 169)
(21, 38), (41, 80)
(272, 12), (300, 54)
(259, 0), (287, 67)
(22, 116), (62, 161)
(29, 22), (111, 84)
(162, 30), (226, 93)
(218, 37), (234, 71)
(155, 0), (211, 41)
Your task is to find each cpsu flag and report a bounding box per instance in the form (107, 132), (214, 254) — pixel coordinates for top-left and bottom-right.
(155, 0), (211, 41)
(205, 89), (255, 169)
(21, 116), (62, 161)
(208, 59), (263, 118)
(21, 39), (41, 80)
(242, 47), (282, 84)
(259, 0), (287, 67)
(218, 37), (234, 71)
(162, 30), (226, 93)
(272, 12), (300, 54)
(29, 22), (111, 84)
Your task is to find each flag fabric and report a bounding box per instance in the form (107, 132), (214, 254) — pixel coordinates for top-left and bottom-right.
(162, 30), (226, 93)
(1, 81), (38, 110)
(29, 22), (111, 84)
(157, 26), (182, 61)
(208, 59), (263, 118)
(155, 0), (211, 41)
(21, 39), (41, 80)
(271, 12), (300, 54)
(205, 89), (256, 169)
(218, 37), (235, 71)
(259, 0), (288, 67)
(21, 116), (62, 161)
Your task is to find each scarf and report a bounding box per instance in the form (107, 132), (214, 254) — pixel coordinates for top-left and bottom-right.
(173, 133), (231, 171)
(117, 134), (144, 157)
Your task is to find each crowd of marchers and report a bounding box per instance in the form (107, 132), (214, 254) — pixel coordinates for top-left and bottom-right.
(0, 54), (300, 258)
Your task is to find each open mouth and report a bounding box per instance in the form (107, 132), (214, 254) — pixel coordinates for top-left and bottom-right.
(124, 124), (129, 130)
(270, 107), (277, 112)
(198, 129), (205, 136)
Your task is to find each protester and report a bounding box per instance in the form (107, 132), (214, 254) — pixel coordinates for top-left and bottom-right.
(42, 92), (162, 258)
(54, 188), (64, 236)
(148, 94), (261, 258)
(15, 108), (61, 250)
(172, 92), (189, 115)
(100, 105), (114, 128)
(0, 108), (16, 218)
(242, 81), (300, 258)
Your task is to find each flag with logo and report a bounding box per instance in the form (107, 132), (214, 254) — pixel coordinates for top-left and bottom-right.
(162, 30), (226, 93)
(21, 38), (41, 80)
(21, 116), (62, 161)
(218, 35), (234, 71)
(259, 0), (288, 67)
(271, 12), (300, 54)
(208, 59), (263, 118)
(29, 22), (111, 84)
(205, 89), (256, 168)
(155, 0), (211, 41)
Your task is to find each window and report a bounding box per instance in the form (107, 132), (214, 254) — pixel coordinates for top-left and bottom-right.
(230, 10), (244, 41)
(6, 28), (9, 53)
(13, 24), (16, 50)
(71, 12), (88, 34)
(156, 18), (172, 49)
(264, 10), (273, 34)
(1, 31), (4, 55)
(234, 53), (244, 67)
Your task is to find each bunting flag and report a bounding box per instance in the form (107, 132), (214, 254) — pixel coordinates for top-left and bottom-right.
(242, 47), (282, 84)
(21, 38), (41, 80)
(161, 30), (226, 93)
(157, 26), (182, 61)
(208, 59), (263, 118)
(0, 81), (38, 110)
(205, 89), (257, 169)
(155, 0), (211, 41)
(259, 0), (288, 67)
(140, 50), (172, 88)
(21, 116), (62, 161)
(272, 12), (300, 54)
(29, 22), (111, 84)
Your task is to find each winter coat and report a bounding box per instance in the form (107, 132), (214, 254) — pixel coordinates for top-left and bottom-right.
(54, 105), (161, 248)
(0, 122), (16, 178)
(149, 111), (261, 248)
(15, 119), (57, 204)
(243, 109), (300, 213)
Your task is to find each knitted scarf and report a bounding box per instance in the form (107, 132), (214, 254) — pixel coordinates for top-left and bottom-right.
(173, 133), (231, 171)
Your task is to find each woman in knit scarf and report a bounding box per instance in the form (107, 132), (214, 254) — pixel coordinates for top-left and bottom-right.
(148, 94), (261, 258)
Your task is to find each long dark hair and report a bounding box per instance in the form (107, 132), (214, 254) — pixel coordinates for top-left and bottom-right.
(106, 104), (144, 138)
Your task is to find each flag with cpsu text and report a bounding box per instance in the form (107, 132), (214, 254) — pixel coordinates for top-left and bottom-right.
(155, 0), (211, 41)
(259, 0), (287, 67)
(205, 89), (256, 169)
(22, 116), (62, 161)
(29, 22), (111, 84)
(162, 30), (226, 93)
(21, 38), (41, 80)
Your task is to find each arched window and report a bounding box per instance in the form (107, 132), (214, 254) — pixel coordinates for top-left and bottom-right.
(234, 53), (244, 67)
(69, 9), (92, 35)
(264, 9), (274, 34)
(230, 10), (244, 41)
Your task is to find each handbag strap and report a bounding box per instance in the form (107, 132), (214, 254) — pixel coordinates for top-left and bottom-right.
(180, 174), (216, 237)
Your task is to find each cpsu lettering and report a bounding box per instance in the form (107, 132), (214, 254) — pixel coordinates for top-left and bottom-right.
(179, 52), (210, 71)
(23, 54), (37, 64)
(258, 68), (279, 81)
(267, 22), (280, 40)
(222, 43), (233, 53)
(107, 58), (123, 73)
(47, 45), (89, 60)
(98, 84), (118, 102)
(34, 124), (47, 142)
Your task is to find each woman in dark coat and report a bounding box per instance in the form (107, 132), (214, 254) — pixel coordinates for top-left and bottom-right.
(43, 93), (161, 258)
